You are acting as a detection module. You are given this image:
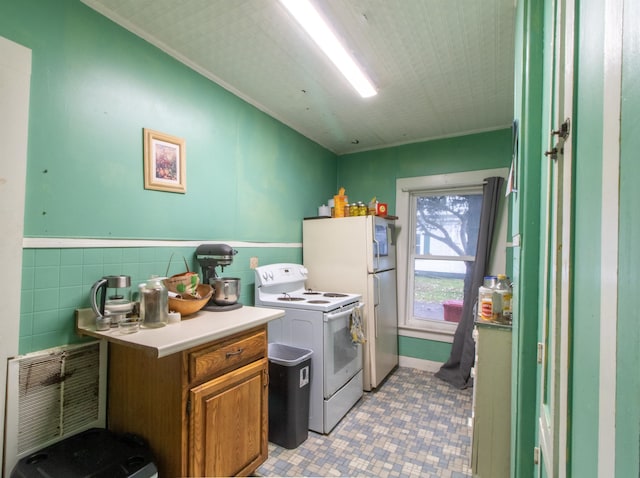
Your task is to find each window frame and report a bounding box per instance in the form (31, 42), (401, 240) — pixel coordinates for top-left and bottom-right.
(396, 168), (508, 342)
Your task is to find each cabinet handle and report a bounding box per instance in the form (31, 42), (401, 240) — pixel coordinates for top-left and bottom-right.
(225, 348), (244, 359)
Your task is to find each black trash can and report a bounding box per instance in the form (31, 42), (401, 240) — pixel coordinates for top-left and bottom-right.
(268, 343), (313, 449)
(11, 428), (157, 478)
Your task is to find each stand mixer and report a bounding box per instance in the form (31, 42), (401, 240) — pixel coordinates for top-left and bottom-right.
(195, 244), (242, 311)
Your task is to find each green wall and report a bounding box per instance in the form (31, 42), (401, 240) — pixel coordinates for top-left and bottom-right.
(337, 129), (512, 215)
(3, 0), (514, 358)
(1, 0), (336, 242)
(19, 245), (302, 353)
(0, 0), (335, 353)
(398, 336), (452, 363)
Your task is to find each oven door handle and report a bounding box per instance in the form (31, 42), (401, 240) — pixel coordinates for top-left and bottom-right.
(324, 303), (363, 322)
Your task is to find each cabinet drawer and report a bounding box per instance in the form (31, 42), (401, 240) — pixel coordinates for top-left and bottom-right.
(188, 328), (266, 383)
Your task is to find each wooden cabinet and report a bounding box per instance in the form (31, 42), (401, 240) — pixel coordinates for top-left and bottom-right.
(107, 325), (269, 477)
(471, 323), (512, 478)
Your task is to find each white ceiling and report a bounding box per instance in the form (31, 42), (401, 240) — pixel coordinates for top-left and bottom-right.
(82, 0), (516, 155)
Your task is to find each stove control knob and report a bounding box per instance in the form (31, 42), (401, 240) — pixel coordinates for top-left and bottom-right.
(268, 271), (274, 280)
(261, 272), (268, 281)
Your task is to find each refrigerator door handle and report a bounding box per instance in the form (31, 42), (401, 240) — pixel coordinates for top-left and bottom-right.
(375, 309), (379, 339)
(374, 274), (380, 338)
(373, 239), (380, 271)
(373, 274), (380, 307)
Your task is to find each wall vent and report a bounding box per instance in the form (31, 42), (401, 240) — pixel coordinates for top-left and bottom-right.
(3, 341), (107, 476)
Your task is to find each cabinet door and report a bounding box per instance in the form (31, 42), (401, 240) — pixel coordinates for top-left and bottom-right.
(471, 326), (512, 478)
(189, 358), (268, 477)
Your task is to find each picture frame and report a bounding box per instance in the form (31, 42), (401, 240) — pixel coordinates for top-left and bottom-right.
(143, 128), (186, 193)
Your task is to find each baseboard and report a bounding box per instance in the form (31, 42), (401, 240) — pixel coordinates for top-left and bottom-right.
(398, 356), (443, 373)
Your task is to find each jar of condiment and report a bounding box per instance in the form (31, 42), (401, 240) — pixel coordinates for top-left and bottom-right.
(478, 276), (497, 321)
(358, 202), (367, 216)
(344, 203), (351, 217)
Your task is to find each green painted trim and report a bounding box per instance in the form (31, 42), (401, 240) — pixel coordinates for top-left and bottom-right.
(511, 0), (544, 477)
(616, 0), (640, 474)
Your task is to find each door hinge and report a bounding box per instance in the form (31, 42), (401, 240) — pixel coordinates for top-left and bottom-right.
(186, 398), (191, 416)
(534, 446), (540, 464)
(263, 368), (269, 388)
(537, 343), (544, 364)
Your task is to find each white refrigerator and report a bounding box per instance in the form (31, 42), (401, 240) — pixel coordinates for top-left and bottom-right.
(303, 215), (398, 391)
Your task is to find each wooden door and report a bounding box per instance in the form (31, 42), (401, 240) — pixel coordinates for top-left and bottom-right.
(189, 358), (268, 477)
(537, 0), (574, 476)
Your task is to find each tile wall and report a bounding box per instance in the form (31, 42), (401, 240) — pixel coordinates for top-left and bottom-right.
(19, 245), (301, 354)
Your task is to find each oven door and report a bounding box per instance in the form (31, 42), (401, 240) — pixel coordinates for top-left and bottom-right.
(323, 303), (363, 398)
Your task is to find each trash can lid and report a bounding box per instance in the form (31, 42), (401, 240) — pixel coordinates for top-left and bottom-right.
(268, 343), (313, 366)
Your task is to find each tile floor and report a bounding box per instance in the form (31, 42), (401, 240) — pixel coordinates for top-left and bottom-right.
(256, 366), (473, 478)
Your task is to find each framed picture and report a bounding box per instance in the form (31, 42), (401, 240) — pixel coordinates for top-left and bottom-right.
(143, 128), (186, 193)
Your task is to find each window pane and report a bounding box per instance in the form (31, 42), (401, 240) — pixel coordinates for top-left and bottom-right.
(412, 260), (469, 323)
(415, 193), (483, 257)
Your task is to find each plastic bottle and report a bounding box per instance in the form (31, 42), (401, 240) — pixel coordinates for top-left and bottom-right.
(492, 274), (513, 324)
(478, 276), (497, 321)
(333, 187), (348, 218)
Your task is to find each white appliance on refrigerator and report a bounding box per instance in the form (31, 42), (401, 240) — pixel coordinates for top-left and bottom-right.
(303, 215), (398, 391)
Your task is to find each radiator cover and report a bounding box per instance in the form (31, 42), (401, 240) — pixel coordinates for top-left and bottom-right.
(4, 341), (107, 476)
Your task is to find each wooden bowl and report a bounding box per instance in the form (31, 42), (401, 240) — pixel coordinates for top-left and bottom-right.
(168, 284), (213, 318)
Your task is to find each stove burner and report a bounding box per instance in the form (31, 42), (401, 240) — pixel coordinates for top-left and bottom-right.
(307, 300), (330, 304)
(277, 294), (305, 301)
(323, 292), (348, 298)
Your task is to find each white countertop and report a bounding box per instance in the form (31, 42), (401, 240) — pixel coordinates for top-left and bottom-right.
(75, 306), (284, 358)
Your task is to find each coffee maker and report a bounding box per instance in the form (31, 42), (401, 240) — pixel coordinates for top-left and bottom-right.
(195, 244), (242, 311)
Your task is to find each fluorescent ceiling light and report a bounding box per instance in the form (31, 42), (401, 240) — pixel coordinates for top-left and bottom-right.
(279, 0), (377, 98)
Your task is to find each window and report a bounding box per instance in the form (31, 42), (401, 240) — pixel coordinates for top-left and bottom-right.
(409, 189), (482, 324)
(396, 169), (507, 340)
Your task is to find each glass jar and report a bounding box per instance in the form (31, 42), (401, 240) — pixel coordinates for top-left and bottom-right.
(139, 276), (168, 328)
(478, 276), (497, 321)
